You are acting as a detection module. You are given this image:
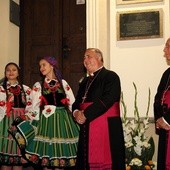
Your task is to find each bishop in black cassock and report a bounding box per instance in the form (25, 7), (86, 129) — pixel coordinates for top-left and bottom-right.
(72, 48), (125, 170)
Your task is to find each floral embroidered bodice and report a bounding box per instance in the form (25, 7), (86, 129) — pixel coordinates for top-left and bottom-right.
(0, 82), (31, 121)
(7, 85), (26, 108)
(42, 79), (65, 106)
(24, 79), (75, 120)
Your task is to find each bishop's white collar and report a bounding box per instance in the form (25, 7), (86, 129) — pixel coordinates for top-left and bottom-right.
(88, 66), (103, 77)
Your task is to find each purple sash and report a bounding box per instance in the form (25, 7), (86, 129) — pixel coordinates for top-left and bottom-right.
(162, 90), (170, 108)
(162, 90), (170, 169)
(80, 102), (120, 169)
(166, 132), (170, 170)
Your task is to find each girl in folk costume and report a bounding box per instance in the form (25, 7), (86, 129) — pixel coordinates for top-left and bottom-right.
(8, 56), (79, 170)
(0, 62), (31, 170)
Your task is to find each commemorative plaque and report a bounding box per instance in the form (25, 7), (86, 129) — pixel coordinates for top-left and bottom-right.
(116, 0), (163, 5)
(117, 9), (163, 40)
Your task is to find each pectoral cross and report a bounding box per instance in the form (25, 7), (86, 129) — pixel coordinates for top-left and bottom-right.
(81, 69), (101, 104)
(82, 96), (86, 103)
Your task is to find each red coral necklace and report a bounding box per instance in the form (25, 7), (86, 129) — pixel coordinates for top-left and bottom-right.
(44, 80), (61, 105)
(9, 85), (21, 96)
(44, 81), (60, 93)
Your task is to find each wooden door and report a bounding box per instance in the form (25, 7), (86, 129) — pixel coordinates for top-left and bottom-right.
(62, 0), (86, 95)
(19, 0), (86, 96)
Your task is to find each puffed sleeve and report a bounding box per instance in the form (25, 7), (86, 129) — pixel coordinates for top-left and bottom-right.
(25, 82), (41, 120)
(22, 84), (32, 104)
(0, 86), (6, 121)
(62, 79), (75, 111)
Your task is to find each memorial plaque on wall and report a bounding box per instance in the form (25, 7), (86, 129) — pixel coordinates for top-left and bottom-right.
(117, 9), (163, 40)
(116, 0), (163, 5)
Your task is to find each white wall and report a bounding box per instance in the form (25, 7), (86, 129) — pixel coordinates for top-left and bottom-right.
(86, 0), (110, 68)
(0, 0), (19, 79)
(109, 0), (169, 118)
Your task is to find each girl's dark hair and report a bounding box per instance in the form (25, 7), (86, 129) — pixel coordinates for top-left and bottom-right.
(3, 62), (26, 103)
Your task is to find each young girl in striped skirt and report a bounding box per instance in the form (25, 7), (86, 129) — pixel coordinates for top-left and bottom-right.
(0, 62), (31, 170)
(8, 57), (79, 170)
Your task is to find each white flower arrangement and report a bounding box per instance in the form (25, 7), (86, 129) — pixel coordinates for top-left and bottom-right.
(121, 83), (155, 170)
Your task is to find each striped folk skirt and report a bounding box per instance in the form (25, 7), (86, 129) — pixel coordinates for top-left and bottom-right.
(10, 106), (79, 168)
(0, 108), (27, 165)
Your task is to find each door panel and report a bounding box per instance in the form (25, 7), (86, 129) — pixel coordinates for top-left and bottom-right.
(62, 0), (86, 95)
(20, 0), (86, 95)
(20, 0), (61, 85)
